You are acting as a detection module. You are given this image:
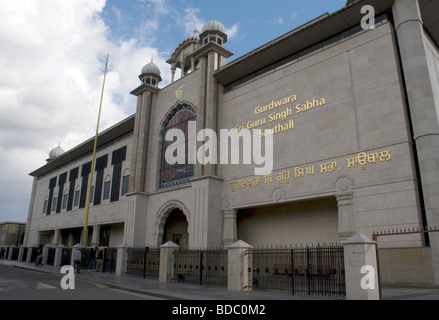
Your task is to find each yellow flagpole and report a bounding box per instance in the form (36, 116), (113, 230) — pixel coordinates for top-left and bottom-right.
(82, 53), (109, 248)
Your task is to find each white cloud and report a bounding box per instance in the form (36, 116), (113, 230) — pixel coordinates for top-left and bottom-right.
(0, 0), (168, 222)
(268, 16), (284, 25)
(226, 23), (240, 40)
(181, 8), (206, 36)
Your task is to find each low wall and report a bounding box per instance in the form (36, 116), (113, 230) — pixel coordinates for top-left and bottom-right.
(378, 247), (437, 286)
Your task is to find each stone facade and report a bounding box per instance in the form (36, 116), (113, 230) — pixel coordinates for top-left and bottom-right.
(24, 0), (439, 284)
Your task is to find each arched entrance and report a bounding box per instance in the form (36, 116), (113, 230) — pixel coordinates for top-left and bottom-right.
(162, 209), (189, 248)
(152, 200), (191, 247)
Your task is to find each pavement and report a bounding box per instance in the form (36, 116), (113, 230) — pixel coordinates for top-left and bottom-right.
(1, 259), (439, 300)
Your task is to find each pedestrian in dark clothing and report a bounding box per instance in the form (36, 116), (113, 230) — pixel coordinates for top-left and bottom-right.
(35, 248), (43, 266)
(96, 248), (104, 272)
(73, 248), (81, 273)
(88, 247), (97, 271)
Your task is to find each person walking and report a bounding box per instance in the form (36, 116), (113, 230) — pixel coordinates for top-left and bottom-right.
(88, 247), (97, 271)
(73, 248), (82, 273)
(96, 247), (104, 272)
(35, 248), (43, 266)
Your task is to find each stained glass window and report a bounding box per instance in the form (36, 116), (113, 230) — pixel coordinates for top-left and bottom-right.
(160, 105), (196, 189)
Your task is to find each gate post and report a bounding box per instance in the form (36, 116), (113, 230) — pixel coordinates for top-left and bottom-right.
(27, 245), (37, 263)
(227, 240), (253, 291)
(342, 233), (380, 300)
(42, 244), (53, 265)
(116, 243), (130, 276)
(159, 241), (180, 283)
(54, 244), (65, 267)
(18, 246), (25, 262)
(7, 245), (15, 260)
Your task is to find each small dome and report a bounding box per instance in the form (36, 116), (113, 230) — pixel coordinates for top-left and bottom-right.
(141, 60), (161, 76)
(190, 28), (200, 41)
(202, 20), (226, 34)
(48, 144), (64, 160)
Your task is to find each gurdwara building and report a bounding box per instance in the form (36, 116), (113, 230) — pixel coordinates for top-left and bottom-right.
(24, 0), (439, 284)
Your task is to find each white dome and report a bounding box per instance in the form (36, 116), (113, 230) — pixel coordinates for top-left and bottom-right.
(48, 145), (64, 160)
(141, 61), (161, 76)
(202, 20), (226, 34)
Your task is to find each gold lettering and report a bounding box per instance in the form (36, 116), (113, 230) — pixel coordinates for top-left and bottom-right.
(264, 173), (273, 185)
(254, 94), (297, 115)
(175, 85), (185, 99)
(358, 152), (367, 170)
(346, 150), (392, 169)
(346, 157), (357, 168)
(276, 171), (291, 184)
(295, 165), (314, 178)
(247, 118), (266, 129)
(379, 150), (391, 161)
(252, 177), (261, 186)
(295, 97), (326, 114)
(320, 161), (337, 173)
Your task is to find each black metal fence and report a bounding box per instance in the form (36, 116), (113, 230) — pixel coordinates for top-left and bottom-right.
(61, 247), (72, 266)
(248, 244), (345, 298)
(126, 247), (160, 279)
(21, 247), (28, 262)
(173, 248), (228, 287)
(76, 247), (116, 272)
(30, 247), (40, 264)
(46, 247), (56, 265)
(11, 247), (19, 261)
(80, 248), (95, 269)
(102, 248), (117, 273)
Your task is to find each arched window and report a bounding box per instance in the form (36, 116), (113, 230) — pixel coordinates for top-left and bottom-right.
(159, 105), (196, 189)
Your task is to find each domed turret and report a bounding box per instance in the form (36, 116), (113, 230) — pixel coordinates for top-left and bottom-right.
(47, 143), (64, 162)
(141, 61), (161, 77)
(202, 20), (226, 34)
(200, 19), (227, 45)
(139, 58), (162, 87)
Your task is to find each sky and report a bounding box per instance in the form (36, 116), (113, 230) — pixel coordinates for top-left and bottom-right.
(0, 0), (347, 223)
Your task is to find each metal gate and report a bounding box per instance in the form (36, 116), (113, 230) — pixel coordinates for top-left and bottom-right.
(248, 244), (345, 298)
(46, 247), (56, 265)
(102, 248), (117, 273)
(173, 248), (227, 287)
(60, 247), (72, 266)
(126, 247), (160, 279)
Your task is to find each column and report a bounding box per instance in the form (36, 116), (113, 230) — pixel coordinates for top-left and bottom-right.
(203, 51), (218, 176)
(53, 229), (60, 246)
(91, 225), (101, 247)
(222, 209), (237, 247)
(180, 60), (186, 78)
(336, 176), (355, 241)
(67, 231), (74, 247)
(191, 57), (196, 72)
(194, 56), (207, 178)
(393, 0), (439, 284)
(171, 64), (176, 83)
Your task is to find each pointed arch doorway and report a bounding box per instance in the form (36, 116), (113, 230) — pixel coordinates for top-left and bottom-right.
(162, 208), (189, 248)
